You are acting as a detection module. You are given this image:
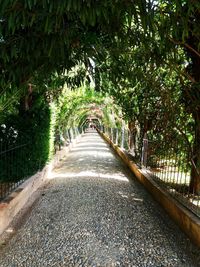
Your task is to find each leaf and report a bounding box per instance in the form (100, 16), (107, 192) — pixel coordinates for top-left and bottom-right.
(8, 14), (13, 32)
(67, 0), (72, 11)
(30, 13), (36, 26)
(44, 16), (49, 33)
(27, 0), (32, 10)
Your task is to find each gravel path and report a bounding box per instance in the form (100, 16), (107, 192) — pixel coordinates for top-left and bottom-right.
(0, 131), (200, 267)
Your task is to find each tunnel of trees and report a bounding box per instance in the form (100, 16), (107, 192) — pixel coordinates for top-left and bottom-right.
(0, 1), (200, 195)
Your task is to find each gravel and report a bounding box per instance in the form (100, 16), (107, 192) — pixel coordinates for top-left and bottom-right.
(0, 131), (200, 267)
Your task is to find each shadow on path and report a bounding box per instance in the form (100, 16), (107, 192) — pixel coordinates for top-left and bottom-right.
(0, 132), (199, 267)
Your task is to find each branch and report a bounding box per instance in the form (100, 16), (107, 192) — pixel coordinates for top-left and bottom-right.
(168, 36), (200, 59)
(164, 60), (196, 83)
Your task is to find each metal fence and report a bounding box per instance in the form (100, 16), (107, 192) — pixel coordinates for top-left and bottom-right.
(102, 126), (200, 217)
(0, 127), (82, 202)
(0, 142), (28, 201)
(54, 127), (82, 152)
(103, 127), (130, 150)
(144, 137), (200, 217)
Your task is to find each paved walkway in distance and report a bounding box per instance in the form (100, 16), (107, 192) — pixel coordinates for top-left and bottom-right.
(0, 131), (200, 267)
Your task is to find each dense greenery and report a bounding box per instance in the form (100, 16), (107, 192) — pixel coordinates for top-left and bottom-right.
(0, 1), (200, 193)
(0, 93), (51, 182)
(0, 82), (122, 182)
(55, 85), (122, 132)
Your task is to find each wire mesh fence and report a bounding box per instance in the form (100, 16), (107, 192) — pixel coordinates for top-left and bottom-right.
(0, 127), (83, 202)
(102, 126), (200, 217)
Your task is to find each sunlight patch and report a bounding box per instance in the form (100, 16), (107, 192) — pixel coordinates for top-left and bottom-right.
(49, 170), (129, 182)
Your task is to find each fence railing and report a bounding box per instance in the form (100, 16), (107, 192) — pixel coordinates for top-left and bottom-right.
(102, 126), (200, 217)
(0, 127), (83, 202)
(0, 142), (28, 201)
(54, 127), (83, 152)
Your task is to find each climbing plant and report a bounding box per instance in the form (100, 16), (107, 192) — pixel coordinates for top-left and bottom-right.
(55, 85), (122, 132)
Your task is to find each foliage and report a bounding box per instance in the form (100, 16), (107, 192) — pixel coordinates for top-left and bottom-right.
(0, 0), (200, 192)
(55, 85), (122, 133)
(0, 0), (147, 90)
(0, 93), (51, 182)
(95, 18), (195, 171)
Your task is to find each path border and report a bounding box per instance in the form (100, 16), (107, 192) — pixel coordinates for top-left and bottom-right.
(98, 130), (200, 248)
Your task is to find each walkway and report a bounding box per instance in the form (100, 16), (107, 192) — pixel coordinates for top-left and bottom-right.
(0, 132), (200, 267)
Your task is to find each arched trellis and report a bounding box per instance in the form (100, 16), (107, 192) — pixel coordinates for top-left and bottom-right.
(55, 87), (122, 132)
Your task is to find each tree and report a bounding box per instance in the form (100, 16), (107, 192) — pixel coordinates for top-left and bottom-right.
(155, 0), (200, 193)
(1, 0), (200, 193)
(0, 0), (147, 88)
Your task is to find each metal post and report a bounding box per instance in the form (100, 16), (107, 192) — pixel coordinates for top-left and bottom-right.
(141, 133), (148, 167)
(75, 127), (79, 137)
(111, 128), (113, 142)
(121, 127), (125, 149)
(69, 129), (72, 142)
(115, 128), (118, 145)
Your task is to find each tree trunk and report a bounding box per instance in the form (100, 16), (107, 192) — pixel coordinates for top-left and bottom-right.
(24, 84), (33, 111)
(128, 121), (137, 156)
(187, 45), (200, 194)
(185, 22), (200, 194)
(189, 111), (200, 194)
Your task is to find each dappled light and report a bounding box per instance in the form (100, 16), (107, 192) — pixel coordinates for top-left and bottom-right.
(1, 1), (200, 265)
(1, 130), (200, 267)
(50, 132), (129, 183)
(50, 171), (129, 182)
(118, 191), (143, 202)
(71, 147), (110, 152)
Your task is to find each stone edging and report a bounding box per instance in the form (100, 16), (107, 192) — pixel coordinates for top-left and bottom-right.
(98, 130), (200, 248)
(0, 135), (82, 236)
